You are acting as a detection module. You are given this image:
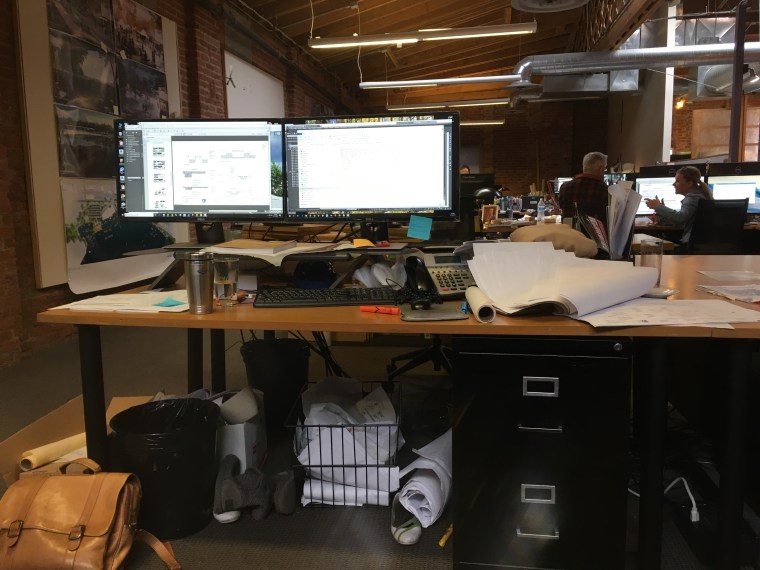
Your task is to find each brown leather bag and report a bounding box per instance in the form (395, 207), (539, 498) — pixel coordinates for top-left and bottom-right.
(0, 460), (180, 569)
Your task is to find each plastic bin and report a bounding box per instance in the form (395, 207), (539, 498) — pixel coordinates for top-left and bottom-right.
(240, 338), (310, 428)
(108, 398), (219, 540)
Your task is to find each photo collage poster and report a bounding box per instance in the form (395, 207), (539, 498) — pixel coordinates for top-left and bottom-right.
(47, 0), (179, 285)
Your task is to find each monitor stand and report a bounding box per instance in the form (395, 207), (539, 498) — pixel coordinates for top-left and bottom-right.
(195, 221), (225, 244)
(360, 222), (389, 243)
(148, 222), (225, 289)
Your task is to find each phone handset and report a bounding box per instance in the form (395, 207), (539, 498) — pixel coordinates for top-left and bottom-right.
(405, 256), (435, 292)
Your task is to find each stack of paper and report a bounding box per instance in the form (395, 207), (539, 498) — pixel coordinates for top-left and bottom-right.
(466, 242), (658, 318)
(52, 290), (189, 313)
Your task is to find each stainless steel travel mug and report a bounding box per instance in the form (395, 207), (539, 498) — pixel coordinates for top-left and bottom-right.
(175, 251), (214, 314)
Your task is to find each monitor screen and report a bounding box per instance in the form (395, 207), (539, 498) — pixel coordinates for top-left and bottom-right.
(708, 176), (760, 212)
(284, 113), (459, 222)
(635, 177), (680, 216)
(117, 118), (284, 222)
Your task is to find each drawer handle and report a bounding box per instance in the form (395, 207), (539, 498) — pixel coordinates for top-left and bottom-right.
(516, 528), (560, 540)
(523, 376), (559, 397)
(517, 424), (563, 434)
(521, 484), (556, 504)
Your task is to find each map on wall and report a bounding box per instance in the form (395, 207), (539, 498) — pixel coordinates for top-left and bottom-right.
(45, 0), (179, 292)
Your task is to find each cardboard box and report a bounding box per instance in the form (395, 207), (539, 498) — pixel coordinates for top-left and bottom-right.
(0, 395), (151, 490)
(216, 389), (267, 470)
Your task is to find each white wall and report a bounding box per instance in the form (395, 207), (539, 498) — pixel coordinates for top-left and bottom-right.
(224, 51), (284, 118)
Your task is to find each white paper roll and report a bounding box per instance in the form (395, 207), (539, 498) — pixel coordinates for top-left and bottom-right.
(465, 286), (496, 323)
(19, 432), (87, 471)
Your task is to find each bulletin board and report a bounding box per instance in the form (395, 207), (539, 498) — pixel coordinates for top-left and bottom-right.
(15, 0), (181, 288)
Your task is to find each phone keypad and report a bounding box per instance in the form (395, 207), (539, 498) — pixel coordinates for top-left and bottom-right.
(430, 266), (476, 296)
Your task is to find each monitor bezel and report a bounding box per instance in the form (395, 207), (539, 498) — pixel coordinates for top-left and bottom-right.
(116, 117), (286, 223)
(282, 112), (460, 223)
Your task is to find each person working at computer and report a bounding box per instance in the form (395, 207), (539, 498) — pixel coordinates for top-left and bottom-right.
(644, 165), (713, 246)
(558, 152), (609, 222)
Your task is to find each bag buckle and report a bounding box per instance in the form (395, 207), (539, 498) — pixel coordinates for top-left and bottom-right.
(68, 524), (85, 550)
(7, 520), (22, 546)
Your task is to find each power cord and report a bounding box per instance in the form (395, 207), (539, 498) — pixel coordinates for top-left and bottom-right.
(664, 476), (700, 523)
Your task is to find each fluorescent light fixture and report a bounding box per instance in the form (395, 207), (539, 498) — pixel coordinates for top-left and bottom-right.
(461, 120), (505, 126)
(387, 98), (511, 111)
(309, 22), (536, 49)
(360, 74), (521, 89)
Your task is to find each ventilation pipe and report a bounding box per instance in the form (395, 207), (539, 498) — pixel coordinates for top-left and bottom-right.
(513, 42), (760, 85)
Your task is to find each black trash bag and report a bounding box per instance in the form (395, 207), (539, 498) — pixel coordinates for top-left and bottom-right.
(240, 338), (310, 429)
(109, 398), (220, 540)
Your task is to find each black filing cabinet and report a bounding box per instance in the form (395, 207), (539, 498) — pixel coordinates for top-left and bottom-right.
(452, 337), (631, 569)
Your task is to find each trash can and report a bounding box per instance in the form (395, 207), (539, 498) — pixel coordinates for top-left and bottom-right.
(240, 338), (310, 428)
(109, 398), (220, 540)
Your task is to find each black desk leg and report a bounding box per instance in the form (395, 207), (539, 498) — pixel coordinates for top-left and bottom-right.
(77, 325), (108, 469)
(716, 339), (753, 570)
(210, 329), (226, 394)
(187, 329), (203, 393)
(636, 339), (668, 570)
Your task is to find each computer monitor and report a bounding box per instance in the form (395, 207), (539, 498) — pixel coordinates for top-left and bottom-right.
(283, 113), (459, 223)
(707, 176), (760, 212)
(635, 177), (680, 216)
(706, 162), (760, 213)
(116, 118), (285, 229)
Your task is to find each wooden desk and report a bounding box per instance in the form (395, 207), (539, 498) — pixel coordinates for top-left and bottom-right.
(38, 255), (760, 570)
(631, 232), (676, 253)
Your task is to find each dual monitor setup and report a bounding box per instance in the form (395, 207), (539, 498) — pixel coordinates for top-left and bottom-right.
(635, 163), (760, 216)
(116, 113), (459, 242)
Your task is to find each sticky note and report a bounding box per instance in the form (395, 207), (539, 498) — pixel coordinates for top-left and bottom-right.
(154, 297), (186, 307)
(407, 215), (433, 240)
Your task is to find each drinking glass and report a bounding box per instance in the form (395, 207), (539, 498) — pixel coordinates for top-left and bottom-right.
(213, 257), (239, 308)
(637, 239), (663, 287)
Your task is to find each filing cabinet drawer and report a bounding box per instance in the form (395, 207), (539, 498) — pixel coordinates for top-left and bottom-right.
(452, 336), (630, 569)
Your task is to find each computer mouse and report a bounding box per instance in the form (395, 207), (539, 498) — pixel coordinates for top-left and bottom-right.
(410, 298), (431, 310)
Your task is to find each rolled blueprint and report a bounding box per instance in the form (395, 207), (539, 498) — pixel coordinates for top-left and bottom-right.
(19, 432), (87, 471)
(465, 286), (496, 323)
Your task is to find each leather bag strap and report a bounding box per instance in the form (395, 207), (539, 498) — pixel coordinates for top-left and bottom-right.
(57, 458), (101, 474)
(135, 529), (182, 570)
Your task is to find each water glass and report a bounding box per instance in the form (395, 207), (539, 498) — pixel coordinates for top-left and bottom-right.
(637, 239), (663, 287)
(214, 257), (239, 308)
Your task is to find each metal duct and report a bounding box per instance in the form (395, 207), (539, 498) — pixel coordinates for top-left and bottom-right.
(514, 42), (760, 81)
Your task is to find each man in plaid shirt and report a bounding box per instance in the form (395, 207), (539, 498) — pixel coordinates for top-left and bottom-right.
(558, 152), (608, 223)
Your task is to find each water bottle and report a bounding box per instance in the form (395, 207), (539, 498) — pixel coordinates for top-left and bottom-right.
(537, 198), (546, 222)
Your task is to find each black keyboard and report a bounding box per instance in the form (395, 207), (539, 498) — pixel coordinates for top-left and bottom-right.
(253, 287), (399, 308)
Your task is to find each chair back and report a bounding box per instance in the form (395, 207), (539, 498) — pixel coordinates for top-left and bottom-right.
(688, 198), (748, 254)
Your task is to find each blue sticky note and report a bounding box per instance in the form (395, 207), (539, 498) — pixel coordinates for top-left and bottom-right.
(407, 215), (433, 240)
(154, 296), (186, 307)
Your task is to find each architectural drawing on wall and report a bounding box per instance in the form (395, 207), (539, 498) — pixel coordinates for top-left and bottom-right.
(117, 58), (169, 119)
(113, 0), (165, 71)
(54, 105), (116, 179)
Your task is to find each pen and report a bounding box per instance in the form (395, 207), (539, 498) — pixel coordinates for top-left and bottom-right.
(360, 306), (400, 315)
(461, 301), (468, 314)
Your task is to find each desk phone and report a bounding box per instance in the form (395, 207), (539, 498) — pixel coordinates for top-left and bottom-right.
(420, 253), (476, 299)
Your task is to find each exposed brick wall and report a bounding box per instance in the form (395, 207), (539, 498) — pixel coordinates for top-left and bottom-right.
(462, 100), (607, 195)
(0, 0), (233, 368)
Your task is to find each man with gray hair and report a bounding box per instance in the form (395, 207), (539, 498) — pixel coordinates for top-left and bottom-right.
(558, 152), (609, 222)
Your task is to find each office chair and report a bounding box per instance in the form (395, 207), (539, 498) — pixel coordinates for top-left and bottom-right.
(386, 334), (452, 385)
(687, 198), (748, 254)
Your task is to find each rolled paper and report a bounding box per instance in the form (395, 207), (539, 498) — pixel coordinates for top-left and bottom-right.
(465, 286), (496, 323)
(19, 432), (87, 471)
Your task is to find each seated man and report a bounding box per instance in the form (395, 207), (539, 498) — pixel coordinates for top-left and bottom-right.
(558, 152), (608, 222)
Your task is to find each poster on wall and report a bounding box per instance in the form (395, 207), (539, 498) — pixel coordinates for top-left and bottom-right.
(44, 0), (184, 293)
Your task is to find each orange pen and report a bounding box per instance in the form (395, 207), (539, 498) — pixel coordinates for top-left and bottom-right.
(360, 306), (400, 315)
